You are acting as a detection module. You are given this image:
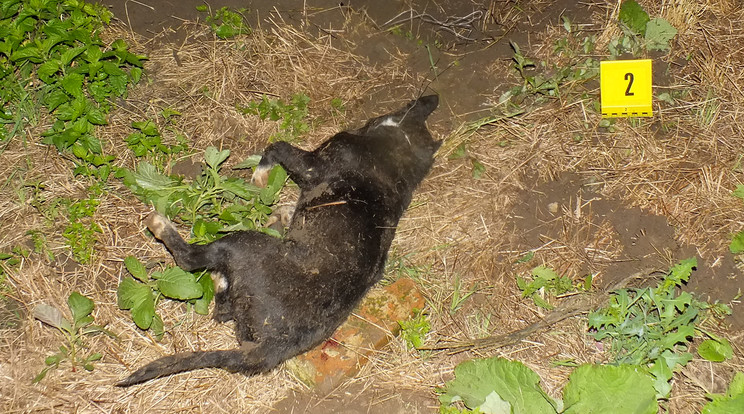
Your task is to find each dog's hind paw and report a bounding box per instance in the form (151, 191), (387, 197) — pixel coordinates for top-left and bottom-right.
(251, 164), (272, 188)
(143, 212), (170, 239)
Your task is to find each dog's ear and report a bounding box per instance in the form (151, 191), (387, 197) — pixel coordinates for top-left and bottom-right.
(405, 95), (438, 121)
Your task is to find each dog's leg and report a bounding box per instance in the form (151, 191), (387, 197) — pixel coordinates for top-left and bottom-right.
(252, 141), (319, 188)
(144, 212), (219, 271)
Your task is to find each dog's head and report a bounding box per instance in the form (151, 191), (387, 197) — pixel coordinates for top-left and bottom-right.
(353, 95), (441, 159)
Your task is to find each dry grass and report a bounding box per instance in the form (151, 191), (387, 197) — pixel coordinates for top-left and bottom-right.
(1, 0), (744, 412)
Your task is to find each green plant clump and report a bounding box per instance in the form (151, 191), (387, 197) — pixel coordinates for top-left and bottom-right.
(239, 93), (311, 142)
(588, 257), (732, 398)
(32, 291), (115, 383)
(62, 183), (103, 264)
(612, 0), (678, 56)
(0, 0), (145, 179)
(196, 5), (251, 39)
(125, 118), (188, 169)
(516, 265), (589, 310)
(117, 256), (214, 340)
(118, 146), (287, 244)
(399, 309), (430, 349)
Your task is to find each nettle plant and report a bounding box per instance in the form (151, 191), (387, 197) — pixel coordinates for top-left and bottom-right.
(0, 0), (144, 179)
(118, 146), (287, 244)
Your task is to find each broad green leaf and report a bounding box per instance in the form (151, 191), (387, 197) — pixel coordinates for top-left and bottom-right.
(85, 44), (102, 63)
(531, 266), (558, 280)
(698, 338), (733, 362)
(645, 18), (677, 51)
(205, 146), (230, 170)
(124, 255), (149, 283)
(37, 60), (59, 83)
(150, 313), (164, 340)
(60, 46), (86, 66)
(67, 292), (94, 326)
(480, 391), (512, 414)
(117, 277), (155, 329)
(233, 154), (263, 169)
(619, 0), (650, 36)
(563, 364), (657, 414)
(439, 357), (558, 413)
(194, 273), (215, 315)
(702, 394), (744, 414)
(86, 108), (107, 125)
(221, 178), (260, 201)
(154, 267), (203, 300)
(730, 230), (744, 254)
(134, 162), (177, 191)
(130, 66), (143, 84)
(44, 92), (68, 112)
(728, 372), (744, 398)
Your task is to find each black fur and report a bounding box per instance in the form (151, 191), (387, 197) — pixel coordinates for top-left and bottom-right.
(117, 95), (440, 386)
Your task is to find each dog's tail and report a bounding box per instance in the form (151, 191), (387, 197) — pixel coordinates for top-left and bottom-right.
(116, 344), (275, 387)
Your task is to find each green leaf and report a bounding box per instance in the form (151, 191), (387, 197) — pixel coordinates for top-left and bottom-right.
(60, 46), (86, 66)
(37, 60), (60, 83)
(480, 391), (512, 414)
(134, 162), (178, 191)
(514, 251), (534, 264)
(698, 338), (733, 362)
(563, 364), (657, 414)
(124, 255), (149, 283)
(221, 178), (260, 201)
(154, 267), (203, 300)
(703, 394), (744, 414)
(204, 146), (230, 170)
(733, 185), (744, 201)
(471, 159), (486, 179)
(439, 357), (558, 413)
(67, 292), (94, 327)
(150, 313), (164, 340)
(44, 89), (69, 111)
(233, 154), (262, 169)
(666, 257), (697, 287)
(531, 266), (558, 281)
(728, 372), (744, 398)
(117, 277), (155, 330)
(648, 358), (673, 398)
(619, 0), (650, 36)
(730, 231), (744, 254)
(86, 108), (107, 125)
(194, 273), (215, 315)
(645, 18), (677, 51)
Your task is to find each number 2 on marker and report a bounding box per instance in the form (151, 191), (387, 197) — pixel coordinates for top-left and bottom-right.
(624, 73), (634, 96)
(599, 59), (652, 117)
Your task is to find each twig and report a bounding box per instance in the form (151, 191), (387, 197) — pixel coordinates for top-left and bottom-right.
(381, 9), (483, 42)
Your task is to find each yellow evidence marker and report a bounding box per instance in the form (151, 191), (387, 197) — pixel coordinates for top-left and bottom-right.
(600, 59), (653, 118)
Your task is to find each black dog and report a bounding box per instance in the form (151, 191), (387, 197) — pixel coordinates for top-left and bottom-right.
(118, 95), (440, 386)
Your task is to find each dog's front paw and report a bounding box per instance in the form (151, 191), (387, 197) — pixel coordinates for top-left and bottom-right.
(143, 212), (170, 239)
(250, 164), (272, 188)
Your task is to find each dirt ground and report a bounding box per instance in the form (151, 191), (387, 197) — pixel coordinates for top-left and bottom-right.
(2, 0), (744, 412)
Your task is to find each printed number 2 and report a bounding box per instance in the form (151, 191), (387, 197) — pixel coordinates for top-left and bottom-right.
(624, 73), (635, 96)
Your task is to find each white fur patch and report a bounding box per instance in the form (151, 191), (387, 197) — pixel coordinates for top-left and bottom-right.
(378, 116), (400, 127)
(211, 272), (228, 293)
